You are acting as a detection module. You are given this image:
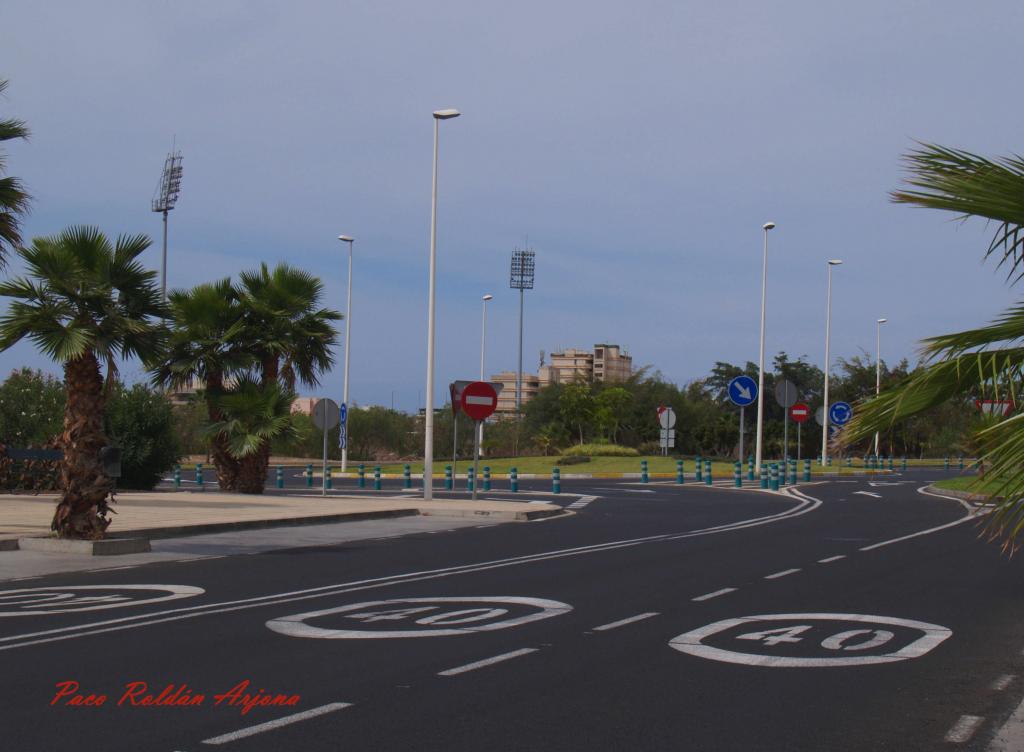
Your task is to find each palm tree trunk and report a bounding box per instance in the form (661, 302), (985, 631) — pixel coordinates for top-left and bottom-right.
(236, 450), (267, 494)
(205, 373), (240, 491)
(52, 352), (113, 539)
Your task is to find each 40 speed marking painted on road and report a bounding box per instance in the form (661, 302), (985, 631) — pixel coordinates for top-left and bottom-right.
(0, 585), (205, 617)
(669, 613), (951, 667)
(266, 596), (572, 639)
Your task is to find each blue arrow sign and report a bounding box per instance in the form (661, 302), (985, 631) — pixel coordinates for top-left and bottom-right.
(728, 375), (758, 407)
(829, 401), (853, 426)
(340, 402), (347, 426)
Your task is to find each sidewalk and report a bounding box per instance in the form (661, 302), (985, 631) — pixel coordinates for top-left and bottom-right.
(0, 490), (563, 544)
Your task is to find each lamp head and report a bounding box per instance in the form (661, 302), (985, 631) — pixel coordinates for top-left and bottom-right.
(763, 222), (776, 231)
(433, 109), (461, 120)
(482, 294), (493, 301)
(338, 235), (354, 243)
(828, 259), (843, 266)
(877, 317), (887, 324)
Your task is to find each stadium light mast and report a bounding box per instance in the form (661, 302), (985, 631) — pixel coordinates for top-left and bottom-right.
(509, 247), (535, 426)
(151, 144), (184, 300)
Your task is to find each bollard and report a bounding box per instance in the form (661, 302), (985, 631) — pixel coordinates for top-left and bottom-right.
(695, 455), (703, 482)
(276, 465), (284, 489)
(552, 467), (561, 494)
(306, 463), (313, 488)
(789, 459), (797, 485)
(846, 456), (852, 468)
(734, 461), (742, 488)
(444, 465), (453, 490)
(173, 464), (181, 490)
(901, 457), (907, 472)
(467, 467), (475, 492)
(676, 459), (684, 484)
(374, 466), (381, 491)
(404, 464), (412, 489)
(358, 464), (366, 488)
(803, 458), (811, 482)
(483, 466), (491, 491)
(778, 460), (785, 486)
(704, 459), (712, 486)
(959, 456), (964, 471)
(641, 459), (649, 484)
(770, 463), (779, 492)
(826, 456), (832, 467)
(748, 455), (755, 481)
(326, 466), (333, 490)
(760, 462), (768, 489)
(195, 463), (204, 492)
(510, 467), (519, 493)
(888, 456), (894, 472)
(944, 457), (950, 471)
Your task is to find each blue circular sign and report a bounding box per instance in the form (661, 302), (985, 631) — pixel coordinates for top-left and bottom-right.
(728, 376), (758, 407)
(340, 402), (348, 425)
(829, 401), (853, 426)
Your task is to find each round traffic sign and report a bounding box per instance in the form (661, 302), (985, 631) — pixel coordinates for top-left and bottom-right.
(658, 406), (676, 429)
(789, 403), (811, 423)
(829, 401), (853, 426)
(460, 381), (499, 421)
(728, 375), (757, 407)
(774, 380), (798, 408)
(815, 406), (824, 427)
(312, 398), (341, 431)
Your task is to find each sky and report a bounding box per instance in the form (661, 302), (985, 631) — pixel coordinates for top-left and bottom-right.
(2, 0), (1022, 413)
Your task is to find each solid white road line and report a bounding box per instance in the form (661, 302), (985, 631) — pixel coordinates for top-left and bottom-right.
(944, 714), (984, 743)
(853, 491), (882, 498)
(764, 568), (801, 580)
(817, 555), (846, 564)
(202, 702), (352, 745)
(859, 487), (984, 552)
(992, 674), (1016, 691)
(438, 648), (538, 676)
(592, 612), (659, 631)
(692, 588), (737, 602)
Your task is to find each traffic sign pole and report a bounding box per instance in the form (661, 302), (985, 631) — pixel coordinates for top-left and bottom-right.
(738, 407), (745, 465)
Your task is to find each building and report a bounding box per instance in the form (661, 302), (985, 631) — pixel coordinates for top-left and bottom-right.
(490, 371), (540, 414)
(593, 344), (632, 383)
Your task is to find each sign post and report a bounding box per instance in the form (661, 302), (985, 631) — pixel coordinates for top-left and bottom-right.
(460, 381), (500, 501)
(789, 402), (810, 460)
(657, 406), (677, 455)
(728, 375), (758, 461)
(774, 380), (798, 462)
(312, 398), (341, 496)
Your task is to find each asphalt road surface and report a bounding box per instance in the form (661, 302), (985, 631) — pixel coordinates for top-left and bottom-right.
(3, 470), (1023, 751)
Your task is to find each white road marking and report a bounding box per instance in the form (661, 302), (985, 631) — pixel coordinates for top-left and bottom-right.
(817, 555), (846, 564)
(853, 491), (882, 498)
(764, 568), (801, 580)
(0, 495), (820, 652)
(0, 585), (205, 617)
(438, 648), (538, 676)
(623, 489), (656, 494)
(592, 612), (659, 631)
(202, 702), (352, 745)
(992, 674), (1016, 691)
(860, 487), (984, 551)
(692, 588), (737, 602)
(566, 495), (599, 510)
(944, 714), (984, 743)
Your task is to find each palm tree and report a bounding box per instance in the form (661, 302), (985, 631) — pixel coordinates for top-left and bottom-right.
(151, 279), (251, 490)
(843, 143), (1024, 545)
(0, 227), (165, 538)
(0, 78), (31, 265)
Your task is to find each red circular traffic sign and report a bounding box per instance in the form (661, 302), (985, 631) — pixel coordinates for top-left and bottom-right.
(460, 381), (498, 421)
(789, 403), (811, 423)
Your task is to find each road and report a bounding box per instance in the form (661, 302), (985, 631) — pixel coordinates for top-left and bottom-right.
(2, 471), (1023, 751)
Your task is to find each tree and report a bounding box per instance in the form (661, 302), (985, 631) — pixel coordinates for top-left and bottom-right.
(842, 143), (1024, 545)
(559, 382), (594, 445)
(594, 386), (632, 443)
(0, 227), (165, 538)
(0, 78), (30, 266)
(105, 383), (180, 490)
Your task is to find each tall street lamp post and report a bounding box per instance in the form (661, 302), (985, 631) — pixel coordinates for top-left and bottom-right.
(821, 259), (843, 466)
(423, 108), (460, 500)
(875, 317), (887, 457)
(479, 293), (493, 448)
(338, 235), (354, 472)
(755, 221), (775, 476)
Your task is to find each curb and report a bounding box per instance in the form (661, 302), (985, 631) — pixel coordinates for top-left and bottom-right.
(925, 485), (999, 503)
(18, 537), (151, 556)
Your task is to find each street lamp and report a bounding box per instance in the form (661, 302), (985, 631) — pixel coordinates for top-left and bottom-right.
(821, 259), (843, 466)
(875, 317), (887, 457)
(338, 235), (354, 472)
(423, 108), (461, 500)
(754, 221), (775, 476)
(479, 294), (493, 448)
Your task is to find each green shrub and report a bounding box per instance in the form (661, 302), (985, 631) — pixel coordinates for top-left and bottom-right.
(105, 384), (181, 490)
(562, 443), (639, 457)
(0, 368), (64, 446)
(556, 455), (591, 466)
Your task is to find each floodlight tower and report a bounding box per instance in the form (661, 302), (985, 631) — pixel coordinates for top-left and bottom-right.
(510, 247), (535, 421)
(151, 145), (184, 300)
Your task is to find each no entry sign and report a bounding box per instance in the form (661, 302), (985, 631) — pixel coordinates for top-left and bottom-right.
(460, 381), (499, 421)
(789, 403), (811, 423)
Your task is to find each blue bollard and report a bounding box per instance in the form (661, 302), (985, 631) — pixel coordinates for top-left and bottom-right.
(467, 467), (475, 492)
(483, 466), (491, 491)
(747, 455), (755, 481)
(704, 459), (712, 486)
(444, 465), (453, 490)
(173, 464), (181, 490)
(959, 456), (964, 471)
(789, 459), (797, 485)
(944, 457), (950, 471)
(276, 465), (284, 489)
(888, 456), (894, 472)
(306, 463), (313, 488)
(404, 464), (412, 489)
(195, 463), (204, 492)
(778, 460), (786, 486)
(760, 462), (768, 489)
(826, 456), (832, 467)
(901, 457), (907, 472)
(803, 458), (811, 482)
(695, 455), (703, 482)
(846, 456), (852, 468)
(326, 466), (333, 489)
(358, 464), (366, 488)
(770, 463), (779, 492)
(510, 467), (518, 493)
(734, 461), (742, 488)
(676, 459), (684, 484)
(374, 466), (381, 491)
(552, 467), (561, 494)
(641, 460), (649, 484)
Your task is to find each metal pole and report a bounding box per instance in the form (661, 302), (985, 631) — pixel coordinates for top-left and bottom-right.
(874, 318), (884, 457)
(797, 421), (801, 461)
(341, 237), (354, 472)
(160, 209), (169, 301)
(321, 404), (328, 496)
(472, 420), (481, 501)
(755, 223), (773, 477)
(517, 287), (524, 416)
(424, 118), (440, 500)
(480, 295), (490, 450)
(821, 263), (835, 466)
(739, 406), (745, 463)
(783, 410), (788, 463)
(452, 414), (458, 485)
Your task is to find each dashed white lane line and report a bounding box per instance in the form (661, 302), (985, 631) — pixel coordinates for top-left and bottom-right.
(818, 555), (846, 564)
(438, 648), (538, 677)
(566, 495), (599, 510)
(992, 674), (1016, 691)
(692, 588), (737, 602)
(944, 714), (984, 743)
(592, 613), (660, 632)
(764, 568), (801, 580)
(202, 702), (352, 745)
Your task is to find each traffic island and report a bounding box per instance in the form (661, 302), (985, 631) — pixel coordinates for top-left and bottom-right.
(18, 536), (152, 556)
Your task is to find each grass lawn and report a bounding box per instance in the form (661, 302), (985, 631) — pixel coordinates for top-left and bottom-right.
(933, 475), (1005, 496)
